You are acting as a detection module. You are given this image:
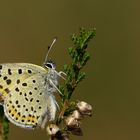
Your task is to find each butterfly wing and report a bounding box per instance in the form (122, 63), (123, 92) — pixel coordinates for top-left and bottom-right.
(0, 63), (57, 129)
(0, 63), (46, 99)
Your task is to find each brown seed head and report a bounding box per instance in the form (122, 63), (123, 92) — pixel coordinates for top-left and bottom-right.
(65, 115), (80, 129)
(71, 110), (82, 120)
(77, 101), (92, 116)
(46, 124), (60, 136)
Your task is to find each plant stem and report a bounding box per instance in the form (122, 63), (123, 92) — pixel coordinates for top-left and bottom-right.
(49, 136), (55, 140)
(58, 100), (68, 119)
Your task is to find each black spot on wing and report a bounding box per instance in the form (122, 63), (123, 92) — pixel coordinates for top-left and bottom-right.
(21, 119), (24, 122)
(25, 97), (28, 101)
(0, 65), (2, 69)
(6, 79), (11, 85)
(22, 115), (26, 118)
(31, 106), (34, 111)
(39, 92), (42, 95)
(36, 100), (39, 103)
(3, 76), (7, 80)
(30, 98), (33, 102)
(15, 87), (19, 92)
(34, 87), (38, 90)
(22, 83), (27, 86)
(18, 112), (21, 116)
(18, 69), (22, 74)
(17, 105), (21, 108)
(37, 116), (40, 119)
(9, 100), (12, 104)
(28, 70), (32, 74)
(4, 88), (10, 93)
(8, 69), (12, 75)
(38, 106), (41, 109)
(15, 100), (19, 104)
(16, 79), (20, 84)
(11, 114), (14, 117)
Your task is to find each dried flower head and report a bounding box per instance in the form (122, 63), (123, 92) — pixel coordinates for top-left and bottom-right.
(46, 124), (60, 136)
(71, 110), (82, 120)
(77, 101), (92, 116)
(65, 115), (80, 129)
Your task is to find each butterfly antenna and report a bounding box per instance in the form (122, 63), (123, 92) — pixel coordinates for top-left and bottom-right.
(44, 37), (57, 64)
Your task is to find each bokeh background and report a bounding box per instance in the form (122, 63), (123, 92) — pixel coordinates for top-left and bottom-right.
(0, 0), (140, 140)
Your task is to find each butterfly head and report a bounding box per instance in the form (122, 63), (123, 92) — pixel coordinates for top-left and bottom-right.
(44, 59), (56, 70)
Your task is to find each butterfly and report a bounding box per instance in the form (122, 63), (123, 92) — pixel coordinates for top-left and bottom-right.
(0, 38), (65, 129)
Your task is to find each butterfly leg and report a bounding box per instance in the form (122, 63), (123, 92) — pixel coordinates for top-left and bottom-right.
(58, 71), (67, 77)
(54, 70), (67, 80)
(58, 71), (67, 80)
(49, 79), (63, 95)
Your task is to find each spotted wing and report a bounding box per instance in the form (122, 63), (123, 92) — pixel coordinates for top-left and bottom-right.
(0, 63), (56, 128)
(0, 63), (47, 99)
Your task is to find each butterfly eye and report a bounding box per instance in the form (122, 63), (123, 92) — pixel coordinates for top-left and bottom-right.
(46, 63), (52, 68)
(45, 63), (55, 69)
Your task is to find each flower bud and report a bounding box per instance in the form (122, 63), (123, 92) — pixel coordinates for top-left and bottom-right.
(65, 115), (80, 129)
(46, 124), (60, 136)
(71, 110), (82, 120)
(77, 101), (92, 116)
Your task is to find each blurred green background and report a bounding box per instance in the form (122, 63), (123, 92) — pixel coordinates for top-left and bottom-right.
(0, 0), (140, 140)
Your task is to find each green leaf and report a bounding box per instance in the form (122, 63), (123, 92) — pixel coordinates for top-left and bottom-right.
(81, 53), (90, 67)
(76, 72), (86, 84)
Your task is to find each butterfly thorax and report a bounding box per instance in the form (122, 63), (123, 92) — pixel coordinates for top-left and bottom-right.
(45, 67), (58, 93)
